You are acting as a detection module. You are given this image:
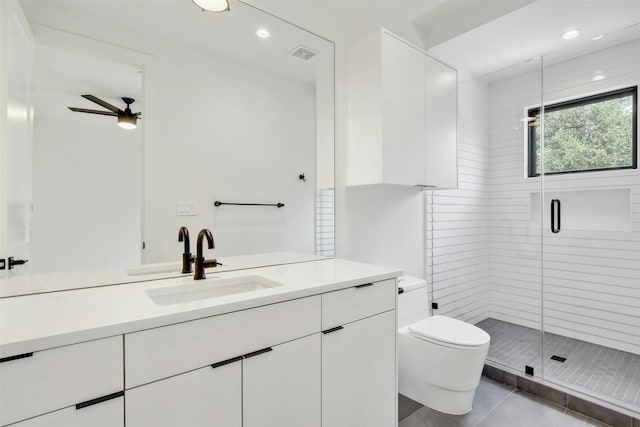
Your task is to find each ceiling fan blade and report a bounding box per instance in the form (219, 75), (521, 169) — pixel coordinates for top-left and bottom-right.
(81, 94), (123, 113)
(68, 107), (118, 116)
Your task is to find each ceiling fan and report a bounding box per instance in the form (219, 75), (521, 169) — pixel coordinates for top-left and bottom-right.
(68, 95), (141, 129)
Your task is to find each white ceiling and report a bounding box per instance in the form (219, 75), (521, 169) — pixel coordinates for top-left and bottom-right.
(245, 0), (536, 48)
(21, 0), (639, 86)
(20, 0), (333, 85)
(428, 0), (640, 81)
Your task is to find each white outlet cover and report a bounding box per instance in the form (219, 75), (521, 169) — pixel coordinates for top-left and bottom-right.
(176, 201), (198, 216)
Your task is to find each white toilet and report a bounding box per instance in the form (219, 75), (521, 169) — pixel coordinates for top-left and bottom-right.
(397, 276), (490, 415)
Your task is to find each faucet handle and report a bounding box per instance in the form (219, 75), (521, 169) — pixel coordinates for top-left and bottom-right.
(202, 258), (220, 268)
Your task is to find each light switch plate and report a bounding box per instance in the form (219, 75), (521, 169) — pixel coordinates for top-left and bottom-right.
(176, 201), (198, 216)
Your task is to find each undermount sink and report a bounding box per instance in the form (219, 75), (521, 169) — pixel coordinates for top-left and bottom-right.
(146, 275), (282, 305)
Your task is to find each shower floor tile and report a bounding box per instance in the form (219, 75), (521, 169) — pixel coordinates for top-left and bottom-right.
(475, 318), (640, 409)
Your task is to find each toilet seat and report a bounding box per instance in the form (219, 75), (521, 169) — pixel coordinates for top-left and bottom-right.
(408, 315), (490, 349)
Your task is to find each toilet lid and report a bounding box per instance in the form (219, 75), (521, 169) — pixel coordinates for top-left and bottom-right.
(408, 315), (490, 347)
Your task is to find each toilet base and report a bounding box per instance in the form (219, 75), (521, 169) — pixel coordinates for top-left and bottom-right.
(399, 381), (476, 415)
(397, 325), (489, 416)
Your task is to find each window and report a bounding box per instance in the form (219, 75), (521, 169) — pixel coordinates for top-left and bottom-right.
(528, 86), (637, 177)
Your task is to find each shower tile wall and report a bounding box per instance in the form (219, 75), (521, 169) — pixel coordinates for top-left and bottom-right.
(316, 189), (335, 257)
(427, 77), (490, 324)
(486, 39), (640, 356)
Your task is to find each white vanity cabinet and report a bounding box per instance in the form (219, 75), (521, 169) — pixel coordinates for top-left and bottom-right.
(124, 295), (322, 427)
(321, 279), (397, 427)
(347, 28), (458, 189)
(0, 336), (123, 426)
(0, 262), (399, 427)
(126, 333), (321, 427)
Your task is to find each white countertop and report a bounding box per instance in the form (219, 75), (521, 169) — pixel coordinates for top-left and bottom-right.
(0, 252), (328, 298)
(0, 258), (400, 357)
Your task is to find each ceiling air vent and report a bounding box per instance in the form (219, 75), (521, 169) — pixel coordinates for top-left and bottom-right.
(289, 45), (318, 61)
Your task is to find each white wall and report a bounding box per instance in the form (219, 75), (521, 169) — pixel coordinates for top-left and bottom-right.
(344, 184), (424, 276)
(488, 40), (640, 354)
(427, 77), (490, 324)
(31, 43), (142, 273)
(337, 38), (425, 278)
(143, 49), (316, 262)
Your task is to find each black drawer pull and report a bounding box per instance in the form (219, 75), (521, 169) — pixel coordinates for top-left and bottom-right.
(242, 347), (273, 359)
(322, 326), (344, 335)
(76, 391), (124, 410)
(398, 287), (404, 294)
(0, 352), (33, 364)
(355, 283), (373, 289)
(211, 355), (243, 369)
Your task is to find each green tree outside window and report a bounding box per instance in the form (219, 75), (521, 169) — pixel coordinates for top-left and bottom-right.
(528, 87), (637, 176)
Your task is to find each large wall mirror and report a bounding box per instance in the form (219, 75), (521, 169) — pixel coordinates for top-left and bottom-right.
(2, 0), (334, 291)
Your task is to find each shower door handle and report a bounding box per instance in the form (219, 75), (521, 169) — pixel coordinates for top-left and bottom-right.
(551, 199), (561, 234)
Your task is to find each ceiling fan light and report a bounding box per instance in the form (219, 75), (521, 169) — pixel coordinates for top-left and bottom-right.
(118, 114), (137, 130)
(192, 0), (230, 12)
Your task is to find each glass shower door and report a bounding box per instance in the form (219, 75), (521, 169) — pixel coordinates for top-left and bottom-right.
(540, 25), (640, 412)
(478, 57), (545, 377)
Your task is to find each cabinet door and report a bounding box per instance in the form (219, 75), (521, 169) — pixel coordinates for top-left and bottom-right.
(0, 336), (123, 426)
(243, 333), (321, 427)
(322, 310), (396, 427)
(126, 361), (241, 427)
(9, 396), (123, 427)
(381, 32), (426, 186)
(424, 56), (457, 189)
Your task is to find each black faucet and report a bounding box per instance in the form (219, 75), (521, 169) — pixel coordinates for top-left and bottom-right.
(178, 226), (193, 274)
(194, 228), (219, 280)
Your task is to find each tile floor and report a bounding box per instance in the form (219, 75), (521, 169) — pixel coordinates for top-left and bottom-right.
(399, 377), (610, 427)
(476, 318), (640, 408)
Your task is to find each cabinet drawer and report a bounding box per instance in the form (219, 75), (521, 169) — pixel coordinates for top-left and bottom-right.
(322, 279), (396, 329)
(8, 396), (124, 427)
(0, 336), (123, 426)
(125, 295), (321, 388)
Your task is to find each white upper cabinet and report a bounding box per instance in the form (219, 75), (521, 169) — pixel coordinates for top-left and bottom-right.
(347, 28), (458, 189)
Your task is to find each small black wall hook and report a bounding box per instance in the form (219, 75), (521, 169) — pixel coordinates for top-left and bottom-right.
(299, 173), (306, 182)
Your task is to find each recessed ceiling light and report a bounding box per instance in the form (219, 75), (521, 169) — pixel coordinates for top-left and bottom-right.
(592, 74), (605, 81)
(591, 34), (604, 40)
(256, 28), (270, 38)
(192, 0), (229, 12)
(561, 29), (581, 40)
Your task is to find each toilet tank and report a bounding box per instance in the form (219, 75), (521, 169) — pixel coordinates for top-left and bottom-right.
(397, 275), (429, 328)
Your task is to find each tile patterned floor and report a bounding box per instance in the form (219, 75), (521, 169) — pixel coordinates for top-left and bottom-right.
(475, 318), (640, 408)
(399, 377), (610, 427)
